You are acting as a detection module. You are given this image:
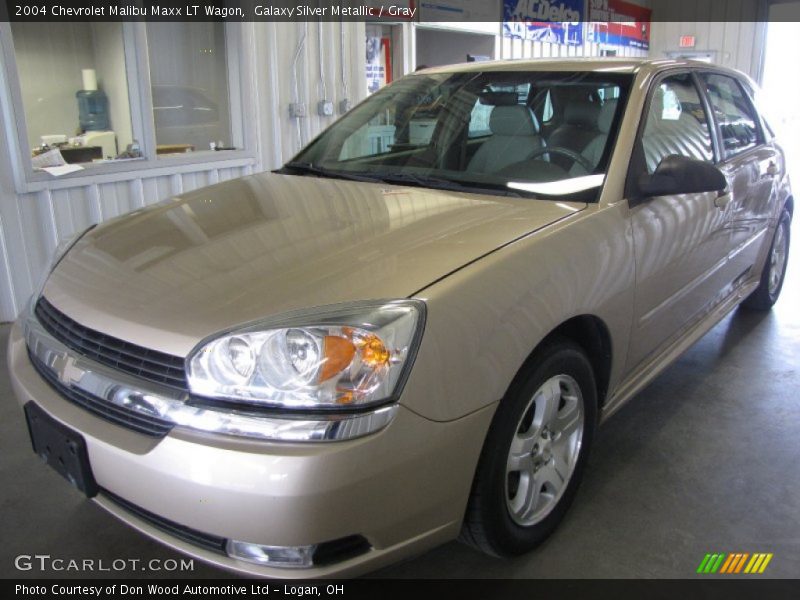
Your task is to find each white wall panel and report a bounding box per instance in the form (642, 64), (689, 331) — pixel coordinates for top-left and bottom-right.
(499, 35), (648, 61)
(180, 171), (211, 193)
(0, 214), (19, 318)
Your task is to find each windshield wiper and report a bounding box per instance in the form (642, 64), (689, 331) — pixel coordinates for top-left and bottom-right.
(377, 172), (523, 198)
(279, 164), (526, 198)
(277, 162), (384, 184)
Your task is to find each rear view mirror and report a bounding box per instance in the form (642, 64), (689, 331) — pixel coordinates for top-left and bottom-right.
(638, 155), (727, 198)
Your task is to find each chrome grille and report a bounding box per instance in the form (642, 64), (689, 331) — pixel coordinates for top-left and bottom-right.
(28, 349), (174, 438)
(34, 297), (188, 390)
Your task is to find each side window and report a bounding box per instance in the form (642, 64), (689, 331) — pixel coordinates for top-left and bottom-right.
(641, 74), (714, 174)
(700, 73), (761, 158)
(740, 79), (774, 140)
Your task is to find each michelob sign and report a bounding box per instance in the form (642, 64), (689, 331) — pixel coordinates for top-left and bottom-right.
(503, 0), (585, 46)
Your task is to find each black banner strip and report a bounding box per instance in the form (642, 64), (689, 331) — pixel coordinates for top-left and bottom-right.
(5, 579), (800, 600)
(1, 0), (799, 23)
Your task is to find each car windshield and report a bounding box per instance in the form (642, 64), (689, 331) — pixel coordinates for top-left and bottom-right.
(287, 70), (633, 201)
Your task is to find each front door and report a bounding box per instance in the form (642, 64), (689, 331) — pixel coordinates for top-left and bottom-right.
(626, 72), (733, 370)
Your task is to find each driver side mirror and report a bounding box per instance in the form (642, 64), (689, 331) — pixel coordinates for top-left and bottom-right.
(638, 154), (727, 198)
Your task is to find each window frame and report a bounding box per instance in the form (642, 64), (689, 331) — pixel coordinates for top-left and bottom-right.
(0, 21), (257, 194)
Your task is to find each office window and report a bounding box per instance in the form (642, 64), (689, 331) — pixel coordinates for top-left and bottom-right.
(2, 21), (254, 191)
(9, 22), (134, 163)
(146, 22), (235, 156)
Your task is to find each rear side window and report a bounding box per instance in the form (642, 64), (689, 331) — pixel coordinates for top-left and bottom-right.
(700, 73), (761, 158)
(741, 79), (775, 140)
(640, 73), (714, 174)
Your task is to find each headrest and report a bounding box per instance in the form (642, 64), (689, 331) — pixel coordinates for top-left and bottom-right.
(598, 99), (618, 134)
(489, 105), (539, 136)
(479, 91), (519, 106)
(564, 100), (601, 129)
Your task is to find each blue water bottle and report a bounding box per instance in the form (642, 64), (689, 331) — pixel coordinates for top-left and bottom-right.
(76, 90), (109, 131)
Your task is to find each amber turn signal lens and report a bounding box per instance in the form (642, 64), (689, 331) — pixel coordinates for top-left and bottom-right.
(320, 335), (356, 382)
(359, 334), (391, 367)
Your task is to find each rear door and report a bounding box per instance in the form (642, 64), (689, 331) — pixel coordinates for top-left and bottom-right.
(626, 71), (732, 370)
(698, 71), (779, 283)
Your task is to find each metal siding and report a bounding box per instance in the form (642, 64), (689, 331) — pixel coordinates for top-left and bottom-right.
(0, 214), (18, 317)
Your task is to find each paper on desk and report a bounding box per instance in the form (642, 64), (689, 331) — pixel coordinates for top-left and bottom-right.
(40, 164), (84, 177)
(31, 148), (84, 176)
(31, 148), (66, 168)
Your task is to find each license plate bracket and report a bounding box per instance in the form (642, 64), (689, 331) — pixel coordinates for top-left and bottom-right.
(24, 402), (98, 497)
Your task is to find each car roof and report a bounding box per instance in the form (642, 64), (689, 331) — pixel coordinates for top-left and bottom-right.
(416, 57), (741, 78)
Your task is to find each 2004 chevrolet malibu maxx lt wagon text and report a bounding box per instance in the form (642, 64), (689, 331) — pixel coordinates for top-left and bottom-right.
(7, 59), (793, 577)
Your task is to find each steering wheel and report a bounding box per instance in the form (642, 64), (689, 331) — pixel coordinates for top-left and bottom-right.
(524, 146), (594, 175)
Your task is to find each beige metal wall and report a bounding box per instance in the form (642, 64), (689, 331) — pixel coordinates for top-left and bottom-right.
(648, 0), (768, 81)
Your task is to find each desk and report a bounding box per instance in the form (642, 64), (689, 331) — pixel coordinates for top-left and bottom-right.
(59, 146), (103, 164)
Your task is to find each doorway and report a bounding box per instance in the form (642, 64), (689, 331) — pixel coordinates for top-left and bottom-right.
(761, 5), (800, 316)
(762, 7), (800, 185)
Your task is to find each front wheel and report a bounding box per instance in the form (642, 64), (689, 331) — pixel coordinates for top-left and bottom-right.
(460, 338), (597, 557)
(742, 208), (791, 311)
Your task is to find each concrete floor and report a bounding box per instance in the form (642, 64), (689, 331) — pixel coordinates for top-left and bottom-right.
(1, 220), (798, 579)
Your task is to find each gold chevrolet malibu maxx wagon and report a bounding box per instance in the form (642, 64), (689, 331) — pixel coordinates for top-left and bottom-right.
(8, 59), (793, 577)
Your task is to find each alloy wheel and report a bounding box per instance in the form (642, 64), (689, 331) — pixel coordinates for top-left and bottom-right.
(769, 220), (789, 297)
(505, 374), (584, 527)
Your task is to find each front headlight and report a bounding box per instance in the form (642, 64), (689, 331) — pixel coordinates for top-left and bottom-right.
(187, 300), (424, 410)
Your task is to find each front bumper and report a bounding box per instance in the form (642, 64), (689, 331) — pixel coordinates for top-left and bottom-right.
(7, 319), (495, 578)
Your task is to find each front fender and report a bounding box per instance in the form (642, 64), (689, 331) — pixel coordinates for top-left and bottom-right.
(400, 202), (635, 422)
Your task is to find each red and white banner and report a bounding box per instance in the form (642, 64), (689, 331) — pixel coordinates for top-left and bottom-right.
(588, 0), (652, 50)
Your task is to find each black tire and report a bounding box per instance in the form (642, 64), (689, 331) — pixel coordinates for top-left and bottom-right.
(742, 208), (791, 311)
(460, 337), (597, 557)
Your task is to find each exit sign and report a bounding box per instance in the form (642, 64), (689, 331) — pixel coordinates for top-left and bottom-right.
(680, 35), (696, 48)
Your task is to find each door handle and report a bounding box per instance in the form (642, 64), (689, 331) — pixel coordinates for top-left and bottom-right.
(766, 162), (778, 177)
(714, 191), (732, 210)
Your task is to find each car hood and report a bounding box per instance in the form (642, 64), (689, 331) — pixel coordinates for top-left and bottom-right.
(43, 172), (585, 356)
